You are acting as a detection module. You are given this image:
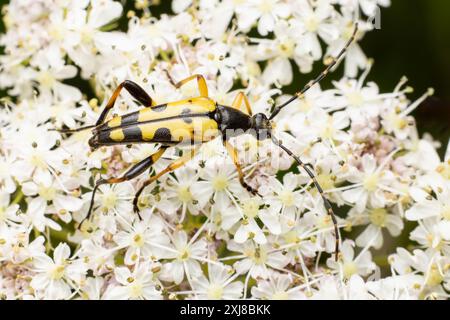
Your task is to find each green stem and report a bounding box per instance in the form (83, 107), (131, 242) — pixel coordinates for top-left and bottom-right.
(374, 255), (389, 268)
(12, 190), (24, 205)
(33, 228), (40, 239)
(160, 50), (171, 62)
(45, 227), (55, 254)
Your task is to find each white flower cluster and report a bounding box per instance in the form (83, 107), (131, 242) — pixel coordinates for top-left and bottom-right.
(0, 0), (448, 300)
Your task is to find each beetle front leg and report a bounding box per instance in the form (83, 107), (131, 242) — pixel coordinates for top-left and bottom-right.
(81, 147), (167, 226)
(133, 146), (200, 213)
(224, 140), (260, 196)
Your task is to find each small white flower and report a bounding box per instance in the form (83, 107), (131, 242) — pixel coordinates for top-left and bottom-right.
(410, 217), (450, 252)
(292, 0), (339, 60)
(327, 240), (376, 278)
(190, 263), (244, 299)
(405, 184), (450, 222)
(78, 277), (104, 300)
(236, 0), (290, 36)
(77, 235), (115, 275)
(113, 217), (172, 265)
(30, 243), (74, 300)
(25, 197), (62, 232)
(0, 193), (20, 227)
(103, 262), (162, 300)
(263, 173), (304, 220)
(157, 167), (207, 219)
(0, 154), (18, 194)
(349, 206), (403, 249)
(312, 274), (373, 300)
(83, 182), (135, 231)
(251, 273), (306, 300)
(228, 240), (289, 280)
(22, 170), (83, 223)
(366, 274), (422, 300)
(196, 162), (246, 208)
(342, 154), (396, 213)
(30, 48), (82, 101)
(159, 231), (208, 285)
(220, 196), (280, 245)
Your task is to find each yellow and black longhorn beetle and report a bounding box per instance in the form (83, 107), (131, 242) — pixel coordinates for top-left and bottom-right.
(57, 24), (358, 260)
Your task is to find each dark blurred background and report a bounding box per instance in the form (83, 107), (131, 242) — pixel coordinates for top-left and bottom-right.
(363, 0), (450, 157)
(1, 0), (449, 155)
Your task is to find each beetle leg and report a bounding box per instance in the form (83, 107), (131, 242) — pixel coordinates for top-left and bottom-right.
(81, 147), (167, 225)
(164, 70), (209, 97)
(133, 146), (201, 213)
(231, 92), (253, 116)
(96, 80), (156, 126)
(224, 140), (260, 196)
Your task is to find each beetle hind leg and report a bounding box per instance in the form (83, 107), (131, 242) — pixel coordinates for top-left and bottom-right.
(133, 146), (200, 213)
(95, 80), (156, 127)
(80, 147), (167, 227)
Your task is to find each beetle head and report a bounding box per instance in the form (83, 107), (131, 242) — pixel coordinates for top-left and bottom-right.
(250, 113), (272, 140)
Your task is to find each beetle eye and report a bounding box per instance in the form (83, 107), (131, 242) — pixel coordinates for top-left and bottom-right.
(214, 110), (222, 122)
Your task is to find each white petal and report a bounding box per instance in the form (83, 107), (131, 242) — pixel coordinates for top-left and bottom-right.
(356, 225), (382, 249)
(234, 225), (249, 243)
(54, 243), (70, 263)
(342, 187), (365, 204)
(114, 267), (132, 285)
(54, 195), (83, 212)
(89, 1), (123, 29)
(361, 155), (376, 173)
(259, 210), (281, 235)
(386, 215), (404, 236)
(405, 203), (439, 221)
(438, 221), (450, 241)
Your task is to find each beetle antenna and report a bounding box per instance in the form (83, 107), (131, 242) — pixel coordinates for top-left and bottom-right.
(271, 135), (340, 261)
(49, 125), (96, 133)
(269, 23), (359, 120)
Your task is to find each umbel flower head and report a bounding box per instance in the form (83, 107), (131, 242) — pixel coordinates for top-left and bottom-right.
(0, 0), (448, 300)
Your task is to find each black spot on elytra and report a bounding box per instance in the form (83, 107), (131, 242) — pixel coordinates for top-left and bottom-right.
(120, 111), (139, 126)
(183, 117), (193, 124)
(98, 130), (113, 143)
(181, 108), (191, 115)
(152, 104), (167, 112)
(153, 127), (172, 141)
(123, 126), (142, 141)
